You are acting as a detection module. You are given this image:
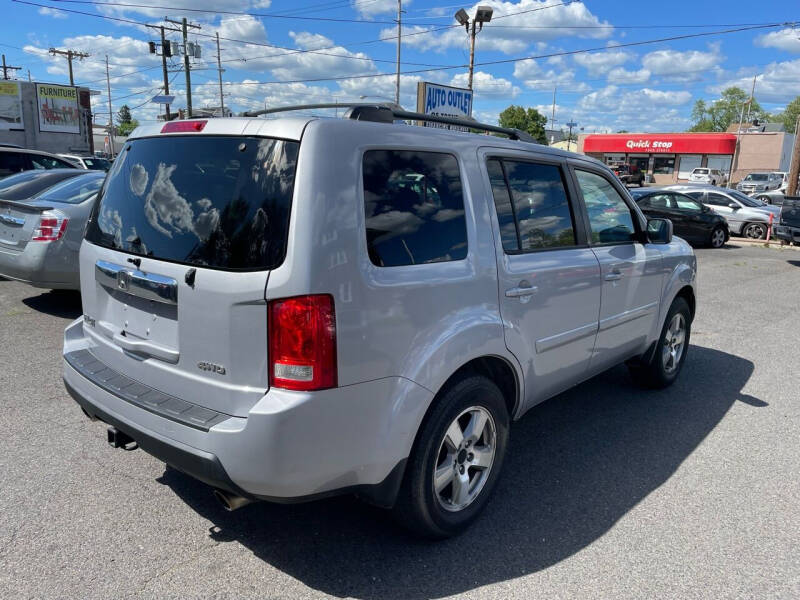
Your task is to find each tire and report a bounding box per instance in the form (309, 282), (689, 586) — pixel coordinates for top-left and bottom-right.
(628, 297), (691, 389)
(742, 222), (767, 239)
(709, 226), (726, 248)
(392, 375), (510, 539)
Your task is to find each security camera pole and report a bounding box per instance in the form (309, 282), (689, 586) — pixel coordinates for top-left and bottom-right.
(455, 6), (493, 90)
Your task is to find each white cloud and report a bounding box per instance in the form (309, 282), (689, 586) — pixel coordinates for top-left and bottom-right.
(755, 28), (800, 53)
(388, 0), (611, 54)
(572, 85), (692, 132)
(513, 59), (590, 92)
(711, 58), (800, 103)
(573, 48), (631, 76)
(606, 67), (651, 84)
(38, 7), (67, 19)
(450, 71), (520, 98)
(641, 43), (723, 82)
(353, 0), (409, 18)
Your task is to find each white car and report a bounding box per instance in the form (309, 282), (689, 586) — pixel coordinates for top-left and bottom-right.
(688, 168), (727, 186)
(58, 153), (111, 172)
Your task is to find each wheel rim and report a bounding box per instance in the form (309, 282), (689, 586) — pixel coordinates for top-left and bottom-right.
(711, 229), (725, 247)
(433, 406), (496, 513)
(662, 313), (686, 374)
(745, 224), (765, 238)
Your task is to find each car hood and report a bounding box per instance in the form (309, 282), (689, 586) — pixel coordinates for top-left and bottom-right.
(755, 205), (781, 217)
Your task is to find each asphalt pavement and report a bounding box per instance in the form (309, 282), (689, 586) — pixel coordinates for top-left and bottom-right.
(1, 243), (798, 599)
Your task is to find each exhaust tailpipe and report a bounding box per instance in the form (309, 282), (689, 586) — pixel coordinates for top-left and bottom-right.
(213, 488), (254, 512)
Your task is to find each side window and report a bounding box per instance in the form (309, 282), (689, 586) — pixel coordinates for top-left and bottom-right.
(643, 193), (670, 209)
(363, 150), (467, 267)
(673, 194), (703, 211)
(486, 159), (519, 252)
(706, 193), (731, 207)
(487, 158), (577, 252)
(30, 155), (72, 170)
(575, 170), (637, 244)
(0, 152), (26, 176)
(684, 191), (704, 202)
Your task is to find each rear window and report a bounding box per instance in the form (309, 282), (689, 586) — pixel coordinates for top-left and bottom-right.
(86, 136), (299, 271)
(36, 173), (105, 204)
(693, 169), (709, 174)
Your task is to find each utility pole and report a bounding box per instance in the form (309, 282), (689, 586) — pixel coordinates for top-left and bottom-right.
(745, 75), (757, 124)
(728, 100), (748, 188)
(160, 26), (172, 121)
(105, 55), (115, 158)
(550, 85), (557, 141)
(49, 48), (89, 86)
(215, 32), (225, 117)
(166, 17), (200, 118)
(566, 120), (577, 152)
(1, 55), (21, 80)
(787, 116), (800, 197)
(395, 0), (402, 105)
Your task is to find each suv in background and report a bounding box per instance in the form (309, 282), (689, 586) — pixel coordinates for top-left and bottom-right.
(610, 163), (646, 186)
(737, 171), (781, 194)
(0, 147), (77, 178)
(688, 168), (726, 186)
(63, 107), (696, 538)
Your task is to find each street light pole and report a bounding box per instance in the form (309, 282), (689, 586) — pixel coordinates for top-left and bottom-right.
(455, 6), (493, 91)
(395, 0), (402, 105)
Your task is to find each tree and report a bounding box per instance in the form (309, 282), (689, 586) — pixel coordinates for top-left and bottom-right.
(688, 87), (767, 132)
(116, 104), (139, 137)
(773, 96), (800, 133)
(498, 105), (548, 144)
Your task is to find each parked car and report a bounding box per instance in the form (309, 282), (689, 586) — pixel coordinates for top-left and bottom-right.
(58, 154), (112, 171)
(0, 169), (89, 201)
(630, 187), (729, 248)
(0, 171), (105, 290)
(771, 196), (800, 245)
(0, 147), (78, 178)
(63, 109), (696, 538)
(736, 172), (782, 194)
(610, 163), (645, 186)
(752, 189), (785, 206)
(688, 168), (727, 186)
(666, 184), (781, 239)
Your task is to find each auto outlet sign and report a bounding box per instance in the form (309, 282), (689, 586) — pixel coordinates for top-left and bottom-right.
(625, 139), (674, 152)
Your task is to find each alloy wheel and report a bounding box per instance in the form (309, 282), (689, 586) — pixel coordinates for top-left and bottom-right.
(711, 228), (726, 248)
(433, 406), (496, 512)
(662, 313), (686, 374)
(744, 223), (766, 239)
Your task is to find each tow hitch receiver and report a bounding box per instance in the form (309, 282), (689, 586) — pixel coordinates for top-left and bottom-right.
(107, 426), (138, 451)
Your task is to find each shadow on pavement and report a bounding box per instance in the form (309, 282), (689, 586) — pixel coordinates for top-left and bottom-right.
(21, 290), (82, 319)
(160, 345), (758, 600)
(787, 260), (800, 268)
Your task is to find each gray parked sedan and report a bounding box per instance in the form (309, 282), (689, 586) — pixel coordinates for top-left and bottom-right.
(665, 184), (781, 239)
(0, 171), (105, 290)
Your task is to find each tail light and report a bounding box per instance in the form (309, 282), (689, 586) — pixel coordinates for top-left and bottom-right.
(32, 211), (69, 242)
(268, 295), (337, 391)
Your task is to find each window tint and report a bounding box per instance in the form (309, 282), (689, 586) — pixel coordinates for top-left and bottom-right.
(684, 191), (704, 201)
(486, 159), (519, 252)
(86, 136), (299, 271)
(30, 155), (73, 170)
(499, 160), (576, 250)
(0, 151), (26, 176)
(363, 150), (467, 267)
(575, 170), (637, 244)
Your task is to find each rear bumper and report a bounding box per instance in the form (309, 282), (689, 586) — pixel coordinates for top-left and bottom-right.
(0, 242), (79, 289)
(773, 225), (800, 242)
(63, 319), (431, 505)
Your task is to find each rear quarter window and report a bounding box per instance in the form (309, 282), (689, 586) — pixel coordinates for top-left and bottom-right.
(362, 150), (468, 267)
(86, 136), (299, 270)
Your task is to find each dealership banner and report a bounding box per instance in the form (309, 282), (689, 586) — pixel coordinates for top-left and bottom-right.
(416, 82), (473, 130)
(36, 83), (80, 133)
(0, 81), (24, 130)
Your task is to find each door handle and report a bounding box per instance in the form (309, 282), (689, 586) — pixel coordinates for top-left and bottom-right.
(604, 269), (623, 282)
(505, 285), (538, 298)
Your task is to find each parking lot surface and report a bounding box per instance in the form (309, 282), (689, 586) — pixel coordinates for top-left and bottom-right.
(1, 244), (799, 599)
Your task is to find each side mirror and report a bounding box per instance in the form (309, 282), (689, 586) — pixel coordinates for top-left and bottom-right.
(728, 203), (740, 210)
(647, 218), (673, 244)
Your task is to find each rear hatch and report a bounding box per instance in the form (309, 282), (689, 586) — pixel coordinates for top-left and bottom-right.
(80, 132), (300, 417)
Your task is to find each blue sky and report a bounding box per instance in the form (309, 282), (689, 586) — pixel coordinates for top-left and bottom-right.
(3, 0), (799, 132)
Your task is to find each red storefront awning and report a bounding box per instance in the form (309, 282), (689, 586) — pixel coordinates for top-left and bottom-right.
(583, 133), (737, 155)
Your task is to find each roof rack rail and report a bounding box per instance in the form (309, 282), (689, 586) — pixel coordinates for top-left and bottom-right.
(241, 103), (536, 143)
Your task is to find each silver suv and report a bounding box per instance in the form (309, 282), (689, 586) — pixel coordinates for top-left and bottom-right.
(63, 106), (697, 538)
